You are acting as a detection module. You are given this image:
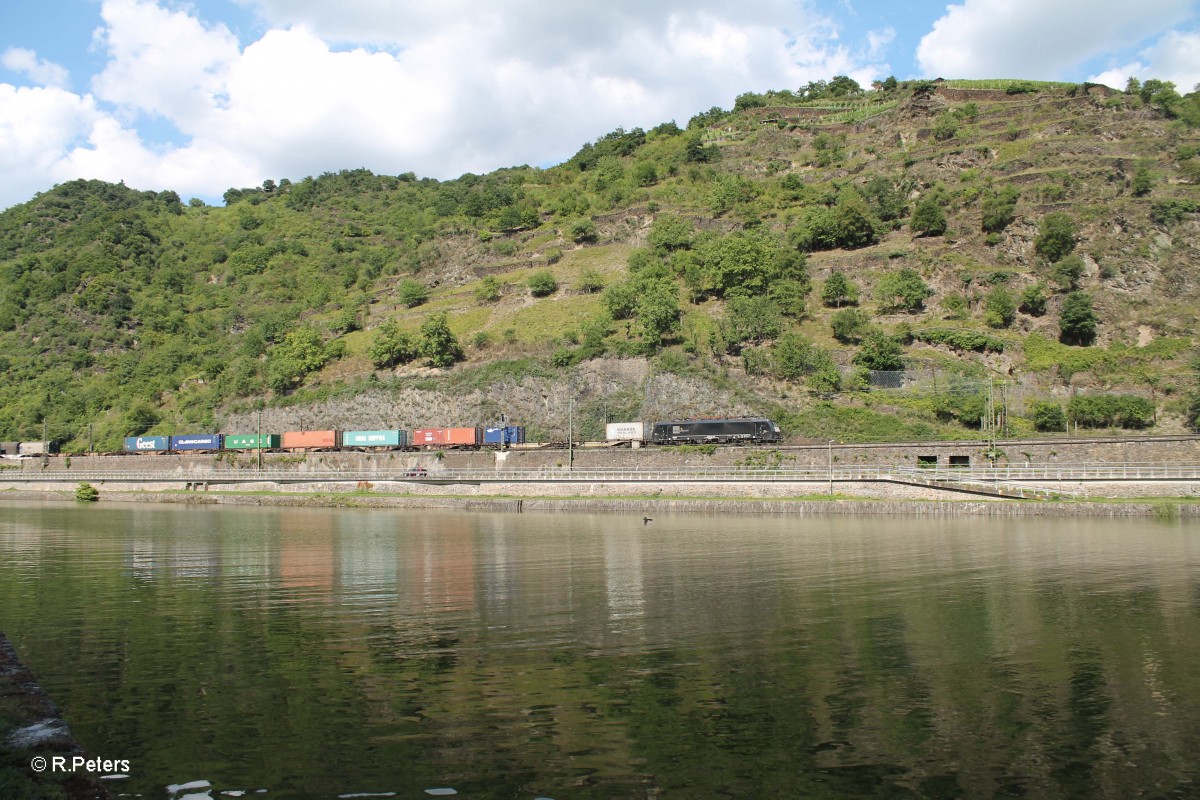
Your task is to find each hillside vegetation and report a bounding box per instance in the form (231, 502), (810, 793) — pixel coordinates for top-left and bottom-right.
(2, 77), (1200, 449)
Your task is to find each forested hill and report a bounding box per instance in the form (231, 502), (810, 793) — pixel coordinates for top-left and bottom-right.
(2, 77), (1200, 450)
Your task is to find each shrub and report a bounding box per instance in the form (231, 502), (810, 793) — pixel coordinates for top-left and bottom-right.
(981, 187), (1019, 233)
(1029, 401), (1067, 432)
(474, 276), (502, 303)
(570, 218), (598, 243)
(912, 328), (1005, 353)
(527, 270), (558, 297)
(853, 329), (905, 371)
(420, 312), (464, 367)
(876, 268), (933, 313)
(1049, 254), (1084, 291)
(911, 195), (948, 236)
(1035, 212), (1077, 262)
(984, 286), (1016, 328)
(831, 308), (870, 343)
(75, 482), (99, 502)
(577, 267), (605, 293)
(1067, 394), (1154, 429)
(398, 278), (429, 308)
(1020, 284), (1048, 316)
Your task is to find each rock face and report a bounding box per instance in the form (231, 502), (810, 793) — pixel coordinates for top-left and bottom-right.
(0, 633), (112, 800)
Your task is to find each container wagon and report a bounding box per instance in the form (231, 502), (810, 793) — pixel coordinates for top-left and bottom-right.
(223, 434), (281, 450)
(281, 430), (342, 451)
(605, 422), (647, 445)
(650, 418), (782, 445)
(170, 434), (223, 452)
(124, 436), (170, 453)
(483, 426), (525, 446)
(412, 427), (483, 448)
(343, 430), (409, 449)
(0, 442), (19, 456)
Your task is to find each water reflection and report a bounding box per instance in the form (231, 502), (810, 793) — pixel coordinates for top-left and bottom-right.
(0, 504), (1198, 799)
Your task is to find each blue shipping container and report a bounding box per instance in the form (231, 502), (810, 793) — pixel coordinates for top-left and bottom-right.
(484, 426), (525, 445)
(170, 434), (222, 451)
(124, 436), (170, 452)
(343, 430), (408, 447)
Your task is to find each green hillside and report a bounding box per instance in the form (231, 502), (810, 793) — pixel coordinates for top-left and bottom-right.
(2, 77), (1199, 449)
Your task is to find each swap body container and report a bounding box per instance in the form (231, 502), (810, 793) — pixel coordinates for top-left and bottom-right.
(170, 433), (222, 451)
(343, 430), (408, 448)
(281, 430), (342, 450)
(223, 434), (281, 450)
(412, 427), (482, 447)
(124, 436), (170, 453)
(483, 426), (526, 445)
(19, 441), (60, 455)
(605, 422), (647, 442)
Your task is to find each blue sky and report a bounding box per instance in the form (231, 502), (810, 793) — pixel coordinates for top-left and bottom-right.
(1, 0), (1198, 210)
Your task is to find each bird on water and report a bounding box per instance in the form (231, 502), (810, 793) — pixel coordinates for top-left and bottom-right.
(643, 516), (653, 525)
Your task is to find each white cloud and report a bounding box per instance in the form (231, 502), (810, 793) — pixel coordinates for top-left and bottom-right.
(0, 84), (101, 206)
(1, 47), (70, 88)
(0, 0), (894, 210)
(916, 0), (1194, 79)
(91, 0), (241, 132)
(1089, 30), (1200, 91)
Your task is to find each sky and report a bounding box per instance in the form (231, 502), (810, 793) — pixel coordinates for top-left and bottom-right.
(1, 0), (1198, 211)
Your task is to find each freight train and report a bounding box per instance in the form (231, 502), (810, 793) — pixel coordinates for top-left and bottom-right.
(108, 417), (781, 455)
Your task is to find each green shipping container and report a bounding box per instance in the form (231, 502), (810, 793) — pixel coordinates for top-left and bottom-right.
(343, 430), (408, 447)
(223, 434), (281, 450)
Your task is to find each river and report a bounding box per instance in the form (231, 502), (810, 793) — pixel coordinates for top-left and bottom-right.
(1, 501), (1198, 799)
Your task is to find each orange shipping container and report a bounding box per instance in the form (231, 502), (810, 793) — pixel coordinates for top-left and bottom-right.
(412, 427), (481, 447)
(281, 430), (342, 450)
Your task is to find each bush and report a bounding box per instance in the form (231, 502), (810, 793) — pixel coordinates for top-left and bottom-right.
(912, 328), (1005, 353)
(474, 276), (502, 303)
(853, 329), (905, 371)
(577, 267), (605, 293)
(831, 307), (870, 343)
(981, 187), (1019, 233)
(1035, 212), (1077, 262)
(527, 270), (558, 297)
(75, 482), (99, 502)
(1067, 394), (1154, 429)
(570, 218), (598, 243)
(876, 268), (933, 313)
(911, 195), (948, 236)
(984, 286), (1016, 328)
(1030, 401), (1067, 432)
(398, 279), (429, 308)
(1020, 284), (1048, 316)
(1049, 254), (1084, 291)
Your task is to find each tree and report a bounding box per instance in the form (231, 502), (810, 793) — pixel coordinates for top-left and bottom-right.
(368, 321), (420, 369)
(910, 195), (948, 236)
(984, 286), (1016, 328)
(1059, 291), (1097, 346)
(932, 113), (958, 141)
(635, 280), (681, 346)
(420, 312), (464, 367)
(527, 270), (558, 297)
(647, 214), (694, 254)
(774, 333), (836, 382)
(876, 268), (933, 313)
(853, 329), (905, 371)
(267, 326), (331, 393)
(1131, 160), (1155, 196)
(724, 295), (782, 348)
(831, 308), (870, 343)
(1035, 212), (1077, 262)
(833, 191), (880, 249)
(822, 271), (859, 308)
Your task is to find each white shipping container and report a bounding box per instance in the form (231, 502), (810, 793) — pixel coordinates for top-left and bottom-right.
(605, 422), (646, 441)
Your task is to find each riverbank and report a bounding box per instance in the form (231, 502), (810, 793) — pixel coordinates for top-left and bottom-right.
(3, 486), (1198, 517)
(0, 634), (111, 800)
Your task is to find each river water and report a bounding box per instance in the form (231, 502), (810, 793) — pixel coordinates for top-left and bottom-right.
(1, 502), (1199, 799)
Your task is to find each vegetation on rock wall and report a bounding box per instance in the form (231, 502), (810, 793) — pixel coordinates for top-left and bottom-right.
(1, 77), (1199, 448)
